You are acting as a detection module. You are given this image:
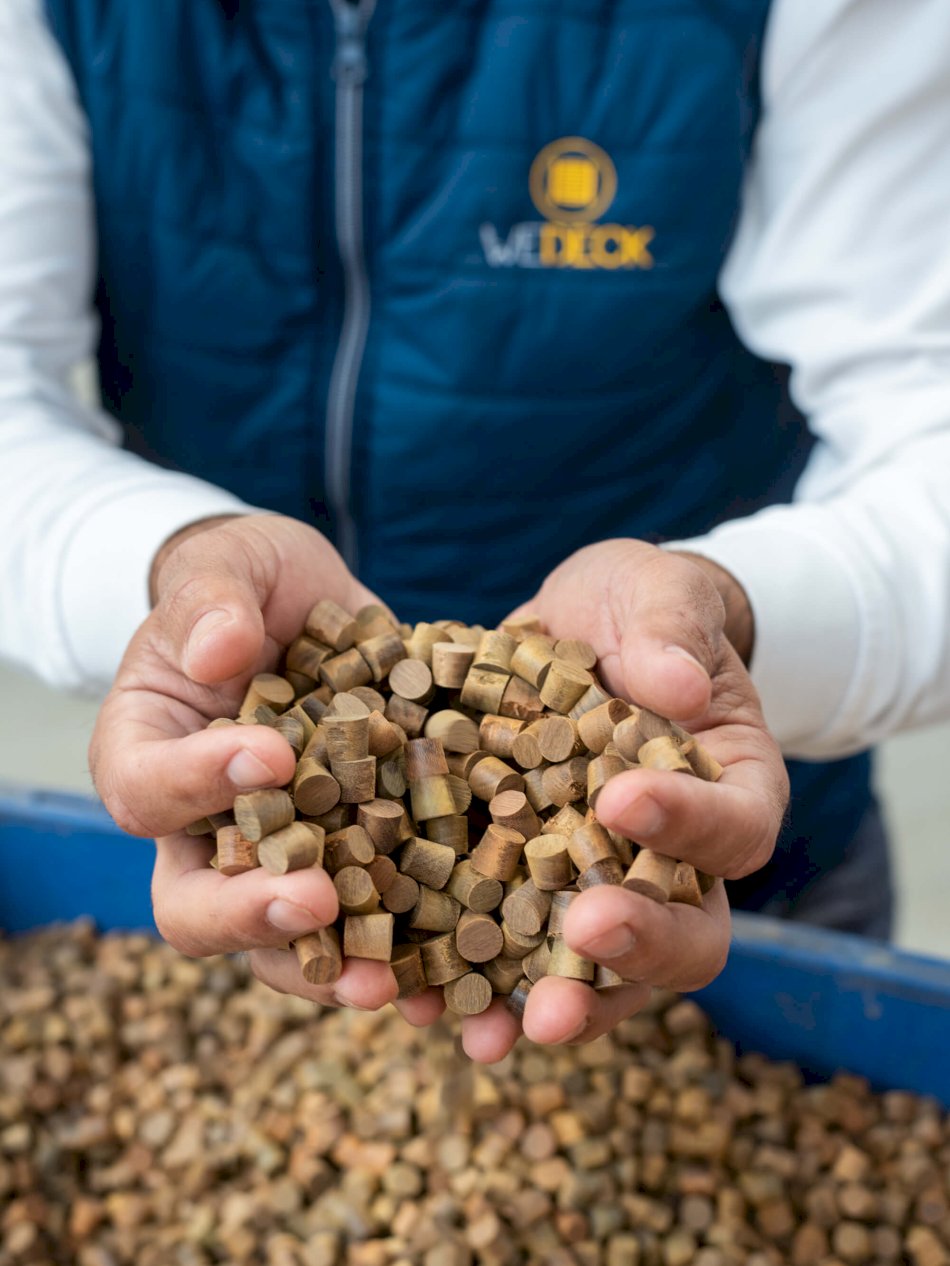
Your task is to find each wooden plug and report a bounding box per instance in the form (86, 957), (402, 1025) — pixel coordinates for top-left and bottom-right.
(446, 774), (472, 815)
(389, 944), (428, 999)
(365, 854), (397, 895)
(304, 599), (358, 651)
(622, 850), (677, 903)
(679, 737), (724, 783)
(333, 866), (380, 916)
(535, 715), (584, 763)
(553, 638), (597, 670)
(454, 910), (504, 963)
(445, 749), (490, 779)
(354, 602), (398, 640)
(324, 691), (370, 719)
(521, 767), (555, 813)
(297, 690), (329, 726)
(547, 889), (578, 937)
(284, 670), (316, 698)
(381, 873), (420, 914)
(388, 658), (435, 705)
(322, 713), (370, 765)
(470, 824), (526, 882)
(577, 698), (632, 755)
(295, 928), (343, 985)
(489, 789), (541, 841)
(420, 932), (471, 986)
(273, 712), (306, 757)
(325, 825), (375, 872)
(376, 751), (408, 799)
(186, 818), (214, 838)
(587, 752), (628, 812)
(459, 666), (510, 714)
(478, 713), (526, 759)
(399, 838), (456, 890)
(523, 940), (553, 983)
(447, 622), (484, 647)
(612, 707), (682, 761)
(384, 694), (428, 738)
(468, 756), (524, 802)
(510, 635), (557, 688)
(426, 815), (470, 854)
(410, 769), (457, 821)
(366, 710), (404, 757)
(333, 756), (377, 804)
(215, 825), (259, 876)
(357, 798), (410, 855)
(446, 860), (503, 913)
(568, 822), (617, 872)
(238, 673), (295, 722)
(206, 717), (238, 730)
(404, 621), (445, 665)
(669, 862), (704, 908)
(500, 879), (552, 938)
(577, 857), (624, 888)
(407, 887), (462, 933)
(543, 804), (586, 837)
(594, 965), (626, 990)
(638, 735), (693, 774)
(542, 756), (590, 806)
(431, 641), (475, 689)
(319, 648), (372, 694)
(568, 681), (613, 721)
(357, 631), (406, 683)
(233, 789), (295, 843)
(483, 956), (529, 995)
(524, 835), (574, 891)
(301, 724), (329, 767)
(539, 659), (592, 714)
(348, 684), (387, 713)
(511, 723), (545, 770)
(443, 972), (494, 1016)
(501, 920), (546, 957)
(547, 937), (595, 981)
(285, 635), (333, 680)
(505, 976), (533, 1017)
(343, 912), (394, 962)
(424, 709), (480, 754)
(305, 805), (352, 834)
(499, 675), (545, 722)
(243, 702), (279, 728)
(500, 614), (543, 640)
(258, 822), (325, 875)
(472, 630), (518, 675)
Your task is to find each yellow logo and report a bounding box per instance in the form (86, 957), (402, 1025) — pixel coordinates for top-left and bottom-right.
(480, 136), (654, 272)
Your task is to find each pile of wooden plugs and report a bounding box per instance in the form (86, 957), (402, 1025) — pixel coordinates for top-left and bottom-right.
(4, 923), (950, 1266)
(191, 601), (721, 1016)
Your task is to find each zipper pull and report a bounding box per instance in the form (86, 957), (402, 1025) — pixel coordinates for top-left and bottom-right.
(332, 2), (369, 86)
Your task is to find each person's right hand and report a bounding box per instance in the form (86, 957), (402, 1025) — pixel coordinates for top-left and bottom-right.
(88, 513), (417, 1016)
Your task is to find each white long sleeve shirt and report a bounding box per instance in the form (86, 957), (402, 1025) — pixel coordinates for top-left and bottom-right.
(1, 0), (949, 761)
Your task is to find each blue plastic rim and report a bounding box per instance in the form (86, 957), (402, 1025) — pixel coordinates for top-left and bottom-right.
(3, 782), (950, 1105)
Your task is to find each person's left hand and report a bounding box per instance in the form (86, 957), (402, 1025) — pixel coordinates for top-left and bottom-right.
(445, 538), (788, 1063)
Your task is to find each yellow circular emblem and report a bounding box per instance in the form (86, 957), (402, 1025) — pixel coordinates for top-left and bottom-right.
(529, 137), (618, 223)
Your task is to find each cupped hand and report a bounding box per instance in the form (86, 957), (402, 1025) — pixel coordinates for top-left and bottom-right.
(89, 513), (399, 1013)
(456, 538), (789, 1063)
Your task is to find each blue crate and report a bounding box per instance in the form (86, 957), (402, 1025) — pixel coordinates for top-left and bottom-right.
(3, 783), (950, 1104)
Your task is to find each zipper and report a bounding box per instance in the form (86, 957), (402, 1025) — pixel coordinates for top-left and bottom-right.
(326, 0), (376, 570)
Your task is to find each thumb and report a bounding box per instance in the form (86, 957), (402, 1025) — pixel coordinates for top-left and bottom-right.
(155, 532), (268, 685)
(619, 555), (723, 721)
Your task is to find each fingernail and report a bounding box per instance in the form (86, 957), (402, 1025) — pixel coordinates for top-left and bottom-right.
(628, 794), (666, 839)
(664, 644), (709, 678)
(332, 993), (376, 1012)
(563, 1016), (592, 1043)
(581, 924), (636, 961)
(227, 749), (277, 789)
(186, 609), (233, 667)
(266, 899), (320, 934)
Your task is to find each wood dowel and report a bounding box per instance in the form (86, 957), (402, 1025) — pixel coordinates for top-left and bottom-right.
(542, 757), (590, 807)
(404, 621), (445, 665)
(505, 976), (533, 1016)
(500, 879), (552, 937)
(489, 789), (541, 842)
(473, 630), (518, 675)
(511, 724), (545, 770)
(568, 682), (613, 721)
(622, 850), (677, 903)
(669, 862), (704, 908)
(587, 752), (627, 811)
(478, 714), (526, 759)
(357, 798), (409, 855)
(407, 887), (462, 933)
(499, 676), (545, 723)
(444, 749), (490, 779)
(535, 716), (584, 763)
(357, 631), (406, 683)
(348, 685), (387, 713)
(304, 599), (358, 651)
(325, 691), (371, 719)
(323, 714), (370, 764)
(215, 825), (259, 876)
(547, 889), (578, 937)
(295, 928), (343, 985)
(577, 698), (631, 755)
(389, 944), (428, 999)
(470, 824), (526, 882)
(273, 713), (306, 757)
(524, 835), (574, 891)
(258, 822), (325, 875)
(325, 825), (375, 872)
(547, 937), (595, 981)
(381, 873), (420, 914)
(459, 667), (509, 714)
(376, 751), (408, 799)
(420, 932), (470, 985)
(333, 866), (380, 916)
(678, 737), (724, 783)
(365, 854), (397, 895)
(553, 638), (597, 670)
(522, 940), (553, 983)
(576, 857), (624, 888)
(500, 614), (543, 640)
(424, 710), (480, 754)
(320, 648), (372, 694)
(332, 755), (377, 804)
(382, 694), (428, 738)
(431, 641), (475, 689)
(233, 789), (295, 844)
(238, 673), (295, 722)
(510, 635), (557, 688)
(468, 756), (524, 802)
(366, 710), (404, 757)
(454, 910), (504, 963)
(500, 918), (545, 957)
(521, 767), (555, 813)
(637, 736), (692, 774)
(410, 775), (457, 822)
(446, 860), (503, 913)
(404, 737), (449, 781)
(568, 822), (617, 872)
(285, 635), (334, 680)
(399, 838), (456, 890)
(354, 602), (399, 640)
(425, 815), (470, 853)
(483, 956), (528, 995)
(443, 972), (493, 1016)
(388, 658), (435, 705)
(542, 804), (586, 837)
(343, 912), (394, 962)
(538, 659), (592, 714)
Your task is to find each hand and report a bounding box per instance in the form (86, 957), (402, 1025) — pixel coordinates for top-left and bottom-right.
(457, 539), (789, 1063)
(89, 513), (399, 1013)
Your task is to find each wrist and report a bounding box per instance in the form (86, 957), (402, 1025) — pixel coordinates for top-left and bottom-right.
(673, 552), (755, 666)
(148, 514), (242, 606)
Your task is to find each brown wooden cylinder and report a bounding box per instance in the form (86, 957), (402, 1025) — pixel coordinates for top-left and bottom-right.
(500, 614), (543, 640)
(482, 955), (528, 995)
(399, 838), (456, 890)
(478, 713), (526, 759)
(431, 641), (476, 689)
(522, 767), (555, 813)
(404, 737), (448, 781)
(376, 751), (408, 799)
(638, 735), (693, 774)
(388, 658), (435, 705)
(233, 789), (295, 844)
(407, 887), (462, 933)
(594, 964), (626, 990)
(547, 889), (578, 937)
(285, 634), (333, 680)
(295, 927), (343, 985)
(568, 822), (616, 872)
(576, 857), (624, 888)
(365, 710), (404, 757)
(500, 879), (552, 937)
(499, 675), (545, 723)
(510, 635), (557, 688)
(511, 724), (545, 770)
(304, 599), (358, 651)
(272, 712), (306, 757)
(424, 709), (480, 754)
(587, 752), (628, 811)
(420, 932), (470, 985)
(404, 621), (445, 665)
(343, 912), (394, 962)
(468, 756), (524, 802)
(357, 798), (409, 855)
(505, 976), (533, 1017)
(357, 631), (406, 683)
(568, 681), (612, 720)
(443, 972), (494, 1016)
(354, 602), (398, 640)
(446, 774), (473, 815)
(319, 648), (372, 694)
(522, 940), (553, 984)
(577, 698), (631, 755)
(215, 825), (259, 876)
(500, 919), (545, 957)
(444, 749), (490, 779)
(622, 849), (677, 903)
(547, 937), (595, 981)
(473, 630), (518, 675)
(323, 713), (370, 765)
(333, 755), (377, 804)
(348, 685), (387, 713)
(459, 666), (510, 714)
(365, 854), (397, 896)
(297, 689), (330, 726)
(543, 804), (586, 837)
(679, 737), (724, 783)
(454, 909), (504, 963)
(470, 824), (526, 882)
(238, 673), (295, 722)
(258, 822), (325, 875)
(325, 825), (375, 872)
(489, 789), (541, 842)
(524, 834), (574, 891)
(324, 691), (370, 719)
(553, 638), (597, 670)
(542, 757), (590, 807)
(389, 944), (428, 999)
(381, 873), (421, 915)
(669, 862), (704, 908)
(446, 860), (503, 913)
(410, 775), (457, 822)
(425, 815), (470, 853)
(383, 694), (428, 738)
(535, 716), (584, 763)
(538, 660), (592, 714)
(333, 866), (380, 916)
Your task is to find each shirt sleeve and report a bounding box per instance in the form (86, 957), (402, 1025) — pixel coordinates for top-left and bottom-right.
(670, 0), (950, 759)
(0, 0), (255, 694)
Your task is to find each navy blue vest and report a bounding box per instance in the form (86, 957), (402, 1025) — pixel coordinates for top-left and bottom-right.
(44, 0), (875, 911)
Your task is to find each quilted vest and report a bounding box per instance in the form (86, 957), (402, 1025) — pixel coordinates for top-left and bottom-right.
(44, 0), (876, 913)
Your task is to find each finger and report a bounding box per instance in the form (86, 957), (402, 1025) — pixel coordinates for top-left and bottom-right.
(154, 530), (268, 685)
(617, 553), (724, 721)
(151, 833), (339, 956)
(520, 975), (652, 1045)
(96, 718), (297, 837)
(593, 752), (786, 879)
(394, 989), (446, 1028)
(460, 997), (522, 1063)
(249, 947), (399, 1011)
(562, 881), (731, 993)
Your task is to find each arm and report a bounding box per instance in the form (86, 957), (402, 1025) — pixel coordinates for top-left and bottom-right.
(672, 0), (950, 759)
(0, 0), (250, 691)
